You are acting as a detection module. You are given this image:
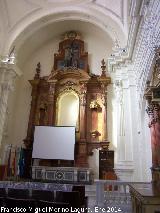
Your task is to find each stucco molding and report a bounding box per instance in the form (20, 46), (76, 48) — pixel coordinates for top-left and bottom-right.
(0, 53), (22, 76)
(0, 63), (18, 147)
(109, 0), (160, 108)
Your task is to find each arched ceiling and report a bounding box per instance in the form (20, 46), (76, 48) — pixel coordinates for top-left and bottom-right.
(0, 0), (129, 55)
(17, 20), (114, 70)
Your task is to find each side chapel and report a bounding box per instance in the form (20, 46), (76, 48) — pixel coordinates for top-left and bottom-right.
(23, 31), (111, 172)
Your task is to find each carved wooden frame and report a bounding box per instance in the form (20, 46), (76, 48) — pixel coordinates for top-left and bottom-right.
(24, 33), (111, 168)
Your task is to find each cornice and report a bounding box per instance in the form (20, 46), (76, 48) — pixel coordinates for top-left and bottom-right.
(92, 0), (124, 24)
(133, 1), (160, 100)
(108, 0), (148, 73)
(108, 0), (160, 106)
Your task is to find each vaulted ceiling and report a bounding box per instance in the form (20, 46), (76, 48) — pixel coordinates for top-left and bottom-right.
(0, 0), (141, 70)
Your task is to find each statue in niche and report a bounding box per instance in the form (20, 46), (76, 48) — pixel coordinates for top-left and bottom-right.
(39, 103), (47, 125)
(64, 46), (72, 67)
(64, 41), (79, 68)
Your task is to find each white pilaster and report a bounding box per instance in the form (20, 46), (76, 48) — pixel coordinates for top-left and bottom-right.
(114, 68), (137, 181)
(0, 55), (19, 147)
(108, 0), (160, 182)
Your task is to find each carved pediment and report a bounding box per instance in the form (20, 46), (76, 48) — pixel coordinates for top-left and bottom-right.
(47, 67), (90, 82)
(52, 31), (89, 73)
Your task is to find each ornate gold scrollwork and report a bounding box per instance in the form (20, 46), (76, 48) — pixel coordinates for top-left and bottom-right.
(90, 130), (101, 138)
(89, 100), (101, 109)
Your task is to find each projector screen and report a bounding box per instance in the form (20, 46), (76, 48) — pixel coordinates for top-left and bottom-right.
(32, 126), (75, 160)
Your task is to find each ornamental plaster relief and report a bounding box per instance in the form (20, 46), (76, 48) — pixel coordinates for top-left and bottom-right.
(108, 0), (160, 109)
(2, 108), (9, 138)
(108, 0), (143, 71)
(114, 80), (123, 105)
(0, 59), (18, 147)
(133, 1), (160, 105)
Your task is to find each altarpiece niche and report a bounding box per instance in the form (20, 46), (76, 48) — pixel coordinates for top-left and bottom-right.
(23, 31), (111, 169)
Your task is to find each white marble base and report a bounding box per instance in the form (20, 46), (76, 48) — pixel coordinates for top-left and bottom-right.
(114, 162), (134, 181)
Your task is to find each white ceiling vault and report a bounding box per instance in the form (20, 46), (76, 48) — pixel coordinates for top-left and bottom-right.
(0, 0), (129, 57)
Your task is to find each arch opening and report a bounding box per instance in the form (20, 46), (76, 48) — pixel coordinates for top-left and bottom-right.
(4, 8), (127, 57)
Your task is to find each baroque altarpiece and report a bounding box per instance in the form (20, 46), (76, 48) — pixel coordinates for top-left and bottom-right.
(24, 31), (111, 169)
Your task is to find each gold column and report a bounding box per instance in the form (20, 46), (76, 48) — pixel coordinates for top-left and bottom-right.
(79, 83), (87, 142)
(101, 84), (108, 141)
(47, 81), (56, 125)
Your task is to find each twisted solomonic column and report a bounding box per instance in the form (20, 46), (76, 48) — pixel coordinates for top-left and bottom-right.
(146, 102), (160, 168)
